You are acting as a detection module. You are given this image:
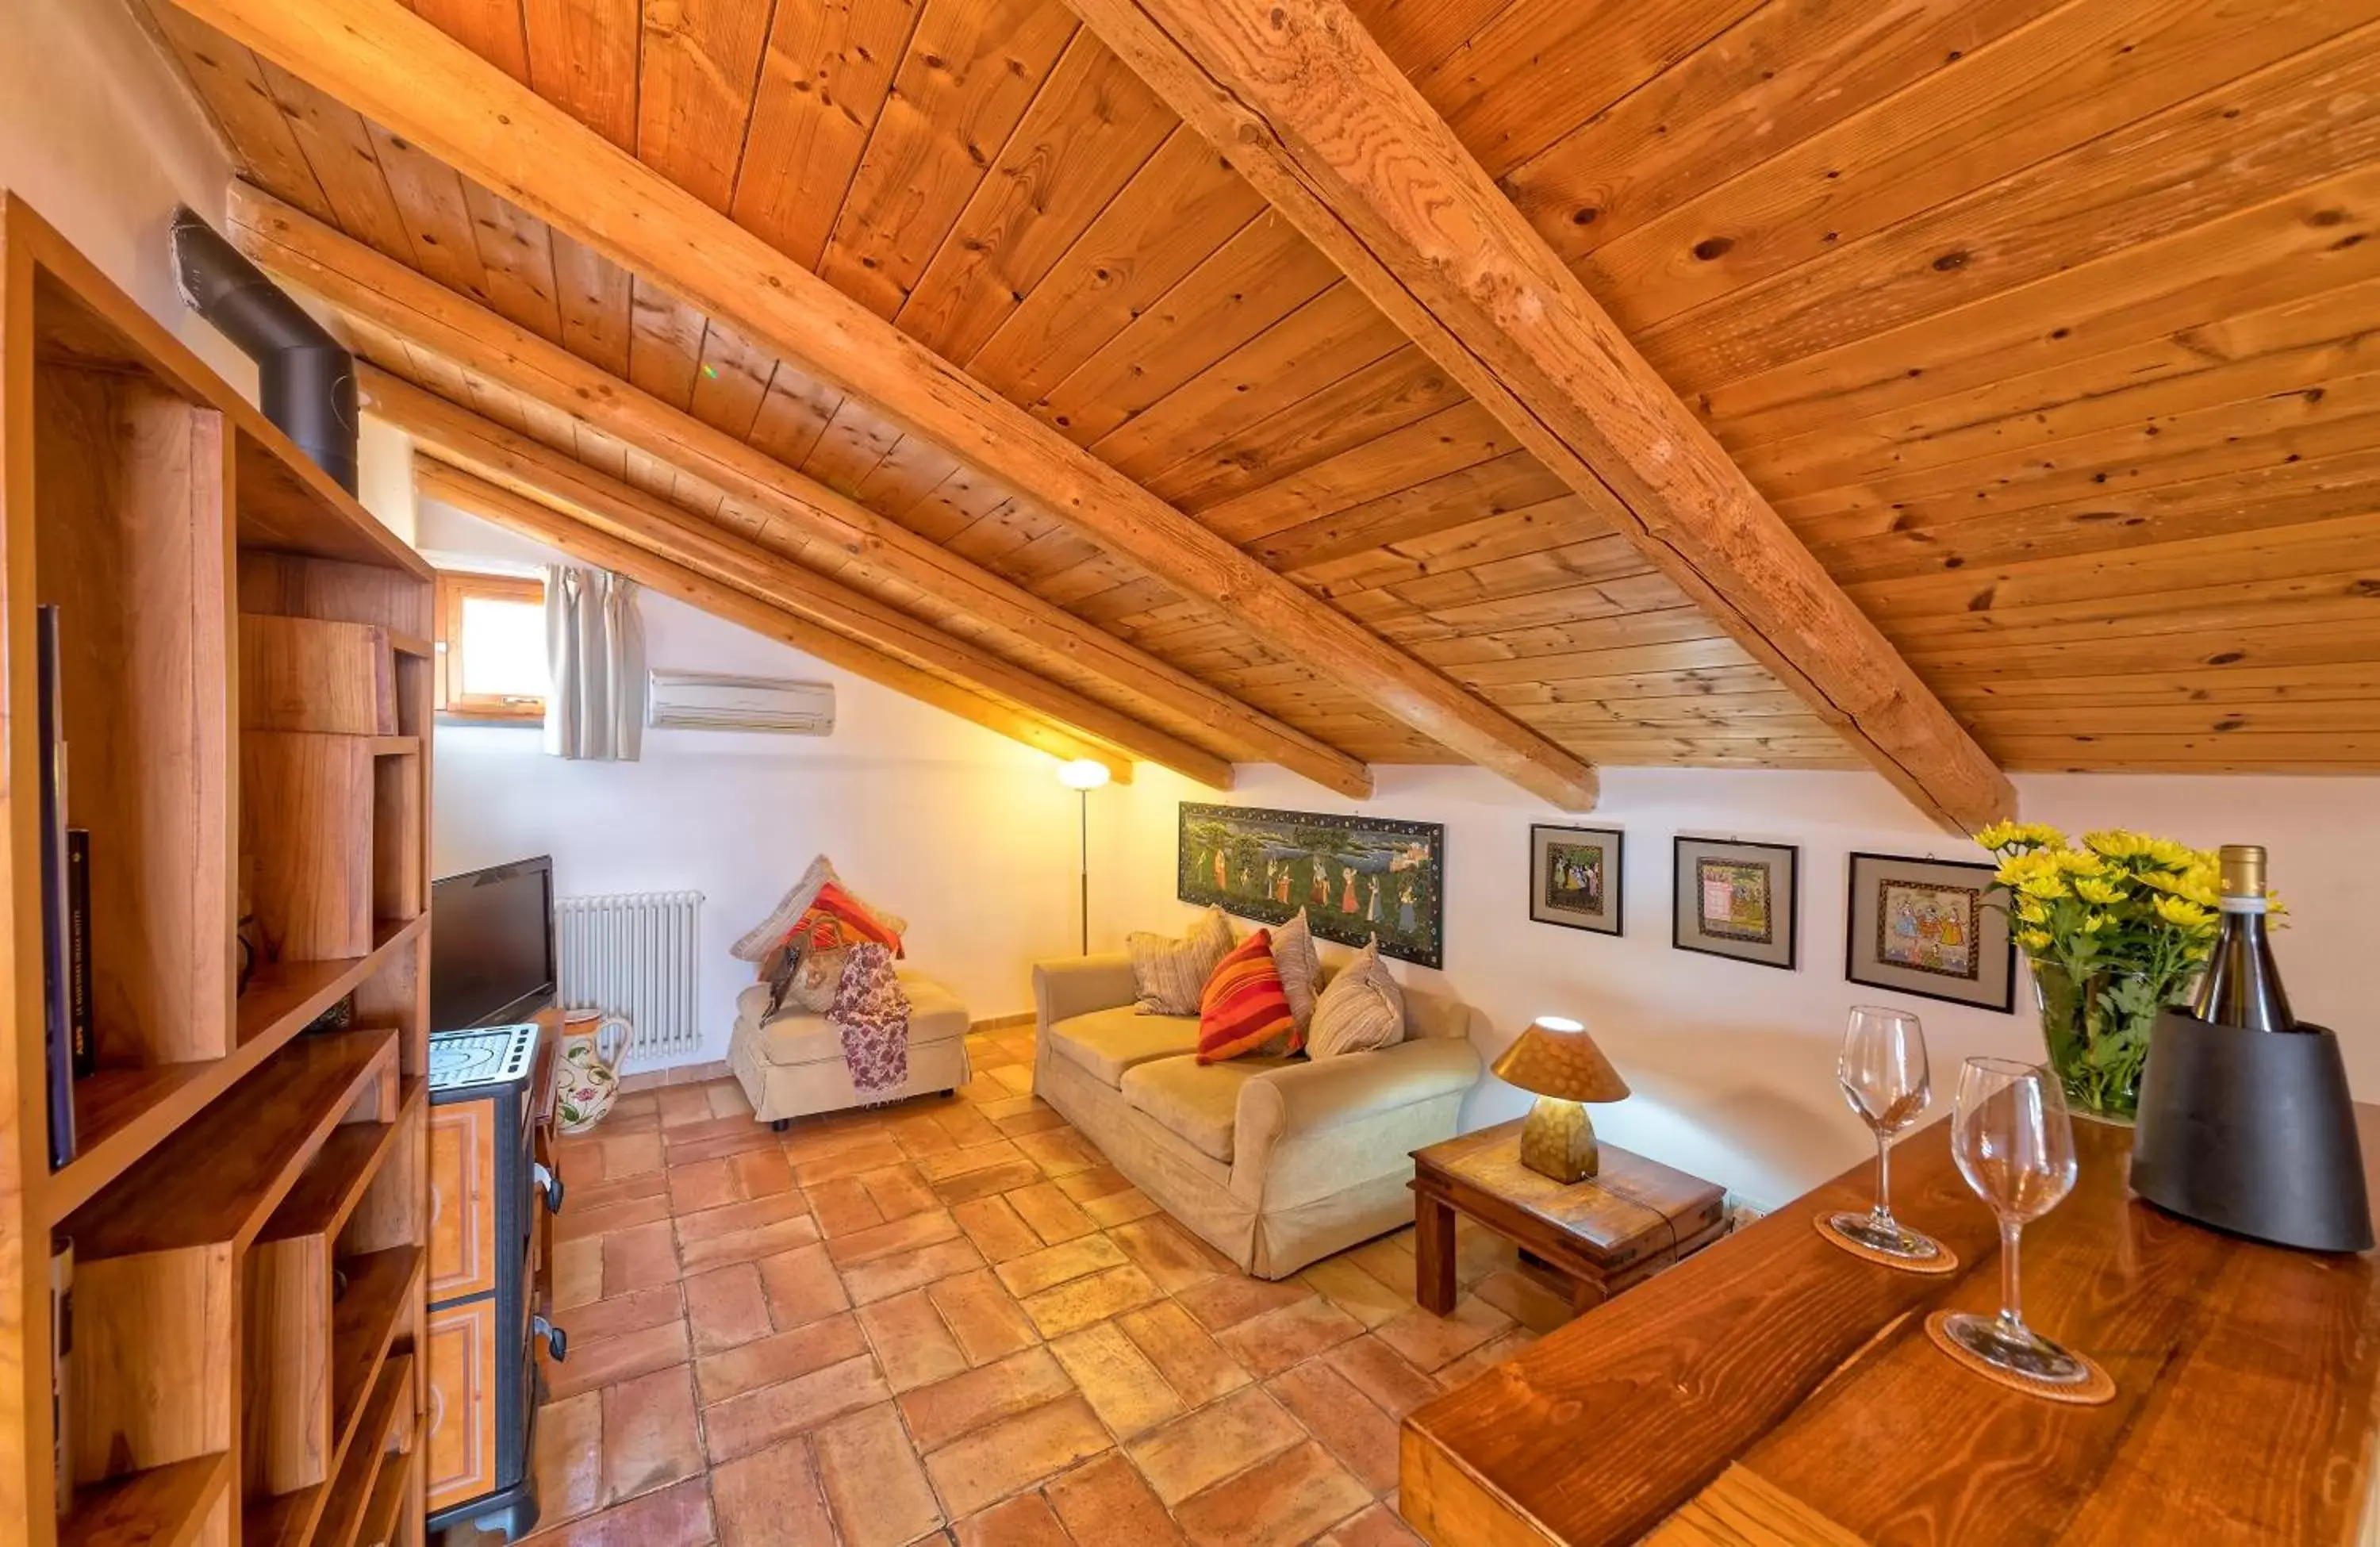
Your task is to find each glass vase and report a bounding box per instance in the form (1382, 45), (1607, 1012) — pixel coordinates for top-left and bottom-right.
(2032, 962), (2192, 1123)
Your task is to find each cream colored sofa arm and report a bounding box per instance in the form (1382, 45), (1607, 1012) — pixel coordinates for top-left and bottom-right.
(1234, 1038), (1481, 1181)
(1033, 954), (1137, 1030)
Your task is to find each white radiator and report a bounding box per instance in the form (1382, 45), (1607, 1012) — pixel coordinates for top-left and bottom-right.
(555, 890), (704, 1065)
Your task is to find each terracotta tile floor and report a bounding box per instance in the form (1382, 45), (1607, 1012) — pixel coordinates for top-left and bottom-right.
(450, 1026), (1578, 1547)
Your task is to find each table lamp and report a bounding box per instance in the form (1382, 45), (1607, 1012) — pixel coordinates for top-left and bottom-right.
(1491, 1015), (1630, 1183)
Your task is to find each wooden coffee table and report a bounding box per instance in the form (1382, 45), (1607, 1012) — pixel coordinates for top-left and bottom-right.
(1408, 1120), (1727, 1315)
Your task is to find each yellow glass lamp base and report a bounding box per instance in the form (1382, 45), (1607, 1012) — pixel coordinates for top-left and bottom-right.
(1519, 1094), (1601, 1183)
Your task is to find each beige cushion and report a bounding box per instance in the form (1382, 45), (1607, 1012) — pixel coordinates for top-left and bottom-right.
(1127, 906), (1231, 1015)
(1270, 910), (1321, 1033)
(1046, 1005), (1201, 1089)
(730, 854), (908, 962)
(731, 854), (837, 960)
(1307, 940), (1404, 1059)
(736, 972), (968, 1068)
(1120, 1053), (1295, 1164)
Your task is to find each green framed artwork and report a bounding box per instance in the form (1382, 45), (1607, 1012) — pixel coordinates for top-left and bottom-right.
(1672, 835), (1798, 970)
(1177, 803), (1445, 968)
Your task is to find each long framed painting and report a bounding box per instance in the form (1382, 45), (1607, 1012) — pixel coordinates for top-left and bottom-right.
(1672, 836), (1798, 970)
(1177, 803), (1445, 969)
(1530, 824), (1622, 935)
(1844, 852), (2015, 1012)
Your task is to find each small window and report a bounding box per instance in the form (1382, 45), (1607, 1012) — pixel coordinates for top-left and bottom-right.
(436, 572), (547, 721)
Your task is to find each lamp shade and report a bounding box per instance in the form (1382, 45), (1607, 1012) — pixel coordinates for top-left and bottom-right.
(1056, 758), (1112, 791)
(1491, 1016), (1630, 1104)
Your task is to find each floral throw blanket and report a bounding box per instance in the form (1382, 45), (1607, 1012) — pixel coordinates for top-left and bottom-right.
(828, 942), (911, 1096)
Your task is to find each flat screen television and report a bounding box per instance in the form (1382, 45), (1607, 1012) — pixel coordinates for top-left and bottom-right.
(431, 855), (557, 1030)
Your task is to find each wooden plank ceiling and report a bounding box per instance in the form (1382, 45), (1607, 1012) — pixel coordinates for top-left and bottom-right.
(142, 0), (2380, 781)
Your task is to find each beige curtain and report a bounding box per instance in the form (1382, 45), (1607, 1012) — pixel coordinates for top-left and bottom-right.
(543, 566), (646, 761)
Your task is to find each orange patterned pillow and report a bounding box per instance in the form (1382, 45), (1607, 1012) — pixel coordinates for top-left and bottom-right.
(783, 881), (904, 958)
(1196, 929), (1296, 1064)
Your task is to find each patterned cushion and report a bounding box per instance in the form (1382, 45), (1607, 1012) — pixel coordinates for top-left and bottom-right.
(1127, 905), (1232, 1015)
(1270, 909), (1321, 1034)
(785, 881), (904, 957)
(1307, 938), (1405, 1060)
(782, 946), (848, 1014)
(762, 946), (805, 1018)
(1196, 929), (1297, 1065)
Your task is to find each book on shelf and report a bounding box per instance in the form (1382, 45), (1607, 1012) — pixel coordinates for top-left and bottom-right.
(37, 605), (73, 1171)
(67, 827), (90, 1080)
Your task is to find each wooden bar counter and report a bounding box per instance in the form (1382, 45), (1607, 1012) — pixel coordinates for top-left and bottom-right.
(1401, 1106), (2380, 1545)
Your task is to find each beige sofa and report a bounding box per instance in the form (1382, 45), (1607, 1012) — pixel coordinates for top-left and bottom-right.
(728, 970), (973, 1127)
(1032, 953), (1481, 1278)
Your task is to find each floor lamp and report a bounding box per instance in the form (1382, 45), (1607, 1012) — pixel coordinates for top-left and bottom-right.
(1057, 759), (1111, 955)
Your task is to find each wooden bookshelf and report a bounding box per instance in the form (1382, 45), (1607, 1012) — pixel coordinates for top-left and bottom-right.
(0, 195), (434, 1547)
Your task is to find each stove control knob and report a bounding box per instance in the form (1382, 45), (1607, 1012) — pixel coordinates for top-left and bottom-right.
(533, 1316), (568, 1363)
(535, 1162), (564, 1214)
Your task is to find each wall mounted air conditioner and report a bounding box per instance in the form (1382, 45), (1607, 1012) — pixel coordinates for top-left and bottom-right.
(646, 670), (835, 735)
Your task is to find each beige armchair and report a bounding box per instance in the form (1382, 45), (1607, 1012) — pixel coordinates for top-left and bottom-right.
(1031, 952), (1481, 1278)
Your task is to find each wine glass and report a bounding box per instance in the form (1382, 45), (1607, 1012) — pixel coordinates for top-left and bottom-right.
(1826, 1006), (1946, 1262)
(1940, 1056), (2090, 1384)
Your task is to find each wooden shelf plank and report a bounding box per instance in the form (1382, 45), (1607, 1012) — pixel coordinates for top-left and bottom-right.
(387, 631), (432, 658)
(248, 1352), (413, 1547)
(65, 1030), (397, 1259)
(49, 903), (419, 1223)
(259, 1081), (424, 1246)
(315, 1352), (409, 1547)
(57, 1451), (230, 1547)
(353, 1443), (412, 1547)
(330, 1247), (423, 1465)
(236, 915), (426, 1049)
(366, 735), (419, 757)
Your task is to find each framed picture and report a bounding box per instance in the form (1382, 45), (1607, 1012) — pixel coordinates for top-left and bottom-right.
(1177, 803), (1445, 969)
(1530, 824), (1622, 935)
(1672, 836), (1798, 970)
(1844, 852), (2016, 1012)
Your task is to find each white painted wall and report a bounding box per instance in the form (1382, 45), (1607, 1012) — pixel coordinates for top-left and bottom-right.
(1096, 762), (2380, 1209)
(0, 0), (244, 382)
(0, 2), (424, 537)
(422, 502), (1100, 1066)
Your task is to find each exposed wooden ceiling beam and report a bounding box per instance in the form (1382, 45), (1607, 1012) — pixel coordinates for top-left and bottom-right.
(384, 370), (1234, 787)
(165, 0), (1598, 809)
(1061, 0), (2017, 833)
(416, 462), (1136, 783)
(225, 186), (1366, 800)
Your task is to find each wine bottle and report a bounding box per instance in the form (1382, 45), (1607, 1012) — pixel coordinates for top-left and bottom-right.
(2192, 844), (2297, 1032)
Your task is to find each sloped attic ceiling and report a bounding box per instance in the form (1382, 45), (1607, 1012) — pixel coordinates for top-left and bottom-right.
(138, 0), (2380, 820)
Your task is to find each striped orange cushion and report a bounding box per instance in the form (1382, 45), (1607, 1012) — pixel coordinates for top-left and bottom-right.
(784, 881), (904, 958)
(1196, 928), (1296, 1064)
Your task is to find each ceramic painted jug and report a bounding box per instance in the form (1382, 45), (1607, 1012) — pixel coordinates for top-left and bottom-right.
(554, 1009), (632, 1134)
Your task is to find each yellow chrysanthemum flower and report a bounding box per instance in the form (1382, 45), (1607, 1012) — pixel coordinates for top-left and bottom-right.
(2152, 895), (2213, 929)
(2085, 830), (2155, 860)
(1996, 850), (2061, 887)
(2017, 928), (2053, 952)
(2073, 877), (2126, 906)
(2017, 873), (2070, 900)
(1975, 821), (2067, 852)
(2052, 850), (2106, 877)
(2017, 897), (2050, 925)
(2082, 912), (2112, 933)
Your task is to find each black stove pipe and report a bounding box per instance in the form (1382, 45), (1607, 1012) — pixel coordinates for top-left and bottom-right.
(169, 207), (359, 493)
